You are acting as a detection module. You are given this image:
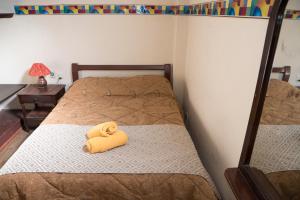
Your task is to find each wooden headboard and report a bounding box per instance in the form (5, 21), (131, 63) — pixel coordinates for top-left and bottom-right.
(272, 66), (291, 82)
(72, 63), (173, 87)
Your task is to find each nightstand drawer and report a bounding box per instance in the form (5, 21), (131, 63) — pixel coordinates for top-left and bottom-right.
(18, 95), (56, 104)
(26, 117), (45, 128)
(18, 84), (65, 130)
(25, 108), (51, 128)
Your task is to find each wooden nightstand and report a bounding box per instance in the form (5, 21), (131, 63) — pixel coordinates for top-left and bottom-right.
(18, 85), (65, 130)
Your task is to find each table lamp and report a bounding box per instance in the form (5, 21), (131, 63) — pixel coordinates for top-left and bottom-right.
(29, 63), (51, 88)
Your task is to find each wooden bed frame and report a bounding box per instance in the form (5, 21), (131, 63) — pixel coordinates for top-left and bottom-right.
(272, 66), (291, 82)
(72, 63), (173, 87)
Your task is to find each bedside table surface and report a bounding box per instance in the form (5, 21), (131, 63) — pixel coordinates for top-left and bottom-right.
(18, 84), (66, 130)
(18, 85), (65, 96)
(0, 84), (26, 103)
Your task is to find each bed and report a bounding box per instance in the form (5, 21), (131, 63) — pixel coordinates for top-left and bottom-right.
(250, 66), (300, 199)
(0, 64), (218, 200)
(260, 66), (300, 125)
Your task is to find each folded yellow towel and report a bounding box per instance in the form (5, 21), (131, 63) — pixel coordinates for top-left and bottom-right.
(86, 121), (118, 139)
(86, 130), (128, 153)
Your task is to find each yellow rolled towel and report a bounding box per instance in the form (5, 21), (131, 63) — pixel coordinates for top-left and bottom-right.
(86, 130), (128, 153)
(86, 121), (118, 138)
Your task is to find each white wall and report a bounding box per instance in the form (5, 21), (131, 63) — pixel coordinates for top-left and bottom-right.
(273, 0), (300, 86)
(173, 16), (188, 104)
(174, 16), (268, 199)
(0, 0), (13, 13)
(0, 15), (175, 83)
(0, 14), (182, 107)
(286, 0), (300, 10)
(273, 20), (300, 86)
(1, 0), (189, 109)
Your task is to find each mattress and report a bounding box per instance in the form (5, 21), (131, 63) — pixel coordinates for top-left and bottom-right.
(261, 79), (300, 125)
(0, 76), (218, 200)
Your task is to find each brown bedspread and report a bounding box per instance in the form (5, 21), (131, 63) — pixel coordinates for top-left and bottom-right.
(43, 76), (183, 125)
(0, 76), (217, 200)
(261, 79), (300, 125)
(0, 173), (217, 200)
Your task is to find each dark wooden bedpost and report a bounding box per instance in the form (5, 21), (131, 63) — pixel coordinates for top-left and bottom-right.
(72, 63), (79, 82)
(282, 66), (291, 82)
(164, 64), (173, 87)
(271, 66), (291, 82)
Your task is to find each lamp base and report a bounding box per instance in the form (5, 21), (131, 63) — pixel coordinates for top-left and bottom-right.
(37, 76), (47, 88)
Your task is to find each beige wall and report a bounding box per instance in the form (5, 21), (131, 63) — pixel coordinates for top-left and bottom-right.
(273, 0), (300, 87)
(0, 0), (12, 13)
(0, 14), (184, 106)
(174, 16), (268, 199)
(0, 0), (187, 108)
(273, 20), (300, 86)
(173, 16), (188, 104)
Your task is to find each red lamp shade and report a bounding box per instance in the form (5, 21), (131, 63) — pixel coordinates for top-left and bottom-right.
(29, 63), (51, 77)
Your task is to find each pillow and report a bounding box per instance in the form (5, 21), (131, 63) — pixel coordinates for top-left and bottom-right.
(98, 78), (135, 96)
(71, 76), (174, 97)
(118, 76), (174, 97)
(68, 77), (109, 97)
(266, 79), (298, 100)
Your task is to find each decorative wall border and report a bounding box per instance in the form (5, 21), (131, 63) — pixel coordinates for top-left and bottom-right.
(285, 9), (300, 19)
(14, 0), (298, 19)
(14, 0), (274, 17)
